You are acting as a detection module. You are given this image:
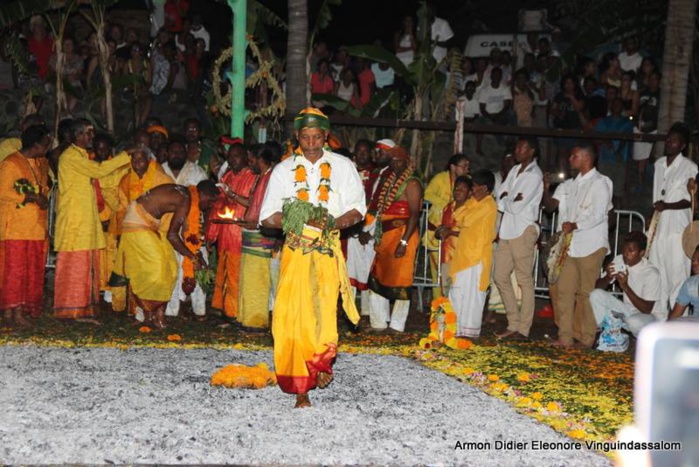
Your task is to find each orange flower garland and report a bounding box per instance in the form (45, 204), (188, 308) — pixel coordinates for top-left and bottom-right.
(318, 162), (331, 203)
(211, 363), (277, 389)
(294, 164), (307, 183)
(181, 186), (202, 294)
(419, 297), (473, 350)
(128, 161), (158, 201)
(292, 158), (332, 205)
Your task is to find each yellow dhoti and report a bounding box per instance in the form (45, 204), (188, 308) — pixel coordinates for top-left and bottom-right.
(114, 202), (177, 309)
(273, 227), (359, 395)
(238, 229), (275, 329)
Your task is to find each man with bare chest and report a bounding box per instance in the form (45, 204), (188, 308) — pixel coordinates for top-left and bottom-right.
(111, 180), (219, 328)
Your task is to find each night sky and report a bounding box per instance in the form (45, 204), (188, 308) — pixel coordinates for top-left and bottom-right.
(113, 0), (531, 55)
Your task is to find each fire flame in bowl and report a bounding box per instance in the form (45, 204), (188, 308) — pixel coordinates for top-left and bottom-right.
(218, 207), (236, 220)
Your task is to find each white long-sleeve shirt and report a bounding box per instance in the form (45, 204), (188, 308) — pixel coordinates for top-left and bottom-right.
(653, 154), (698, 237)
(552, 178), (574, 232)
(259, 149), (367, 222)
(497, 161), (543, 239)
(561, 168), (613, 257)
(162, 160), (208, 186)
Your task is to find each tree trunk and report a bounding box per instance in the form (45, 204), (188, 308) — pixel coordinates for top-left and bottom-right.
(96, 20), (114, 134)
(53, 40), (66, 135)
(658, 0), (698, 133)
(285, 0), (308, 136)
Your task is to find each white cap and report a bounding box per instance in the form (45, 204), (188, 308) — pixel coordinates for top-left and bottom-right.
(376, 139), (396, 150)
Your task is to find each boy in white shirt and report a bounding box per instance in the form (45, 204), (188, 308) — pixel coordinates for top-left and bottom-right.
(590, 231), (662, 337)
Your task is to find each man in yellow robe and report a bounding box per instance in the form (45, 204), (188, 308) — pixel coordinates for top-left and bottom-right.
(53, 119), (132, 323)
(260, 108), (366, 408)
(423, 154), (470, 297)
(112, 181), (219, 329)
(90, 134), (122, 302)
(111, 146), (173, 313)
(447, 170), (497, 338)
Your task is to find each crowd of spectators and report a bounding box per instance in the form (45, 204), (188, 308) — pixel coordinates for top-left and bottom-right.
(0, 0), (673, 218)
(9, 3), (217, 132)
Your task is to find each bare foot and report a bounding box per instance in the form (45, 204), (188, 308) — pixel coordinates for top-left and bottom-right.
(13, 312), (32, 328)
(3, 310), (15, 328)
(295, 394), (311, 408)
(152, 316), (167, 330)
(548, 339), (572, 348)
(317, 371), (334, 389)
(75, 318), (102, 326)
(152, 308), (167, 330)
(483, 311), (498, 324)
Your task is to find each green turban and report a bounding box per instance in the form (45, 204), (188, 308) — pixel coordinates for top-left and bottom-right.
(293, 107), (331, 131)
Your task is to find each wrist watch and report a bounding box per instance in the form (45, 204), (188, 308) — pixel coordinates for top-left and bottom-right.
(399, 239), (408, 246)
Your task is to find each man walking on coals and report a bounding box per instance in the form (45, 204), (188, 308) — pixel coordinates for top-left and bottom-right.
(260, 108), (366, 408)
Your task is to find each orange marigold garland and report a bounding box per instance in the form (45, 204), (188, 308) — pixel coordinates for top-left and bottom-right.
(182, 186), (202, 295)
(318, 161), (332, 203)
(282, 155), (336, 254)
(292, 158), (332, 204)
(128, 161), (158, 201)
(419, 297), (473, 350)
(211, 363), (277, 389)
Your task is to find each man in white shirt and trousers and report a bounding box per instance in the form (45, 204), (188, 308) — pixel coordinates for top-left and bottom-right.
(494, 137), (543, 340)
(648, 122), (698, 311)
(551, 142), (613, 349)
(161, 137), (209, 319)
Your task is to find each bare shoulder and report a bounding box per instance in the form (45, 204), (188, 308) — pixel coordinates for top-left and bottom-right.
(406, 177), (423, 192)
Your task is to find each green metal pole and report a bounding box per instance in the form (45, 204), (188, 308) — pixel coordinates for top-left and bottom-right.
(227, 0), (247, 138)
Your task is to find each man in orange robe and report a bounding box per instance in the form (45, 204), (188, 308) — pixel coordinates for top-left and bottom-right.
(0, 125), (52, 326)
(366, 146), (423, 333)
(206, 141), (257, 319)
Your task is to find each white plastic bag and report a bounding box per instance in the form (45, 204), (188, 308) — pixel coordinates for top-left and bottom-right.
(597, 312), (629, 352)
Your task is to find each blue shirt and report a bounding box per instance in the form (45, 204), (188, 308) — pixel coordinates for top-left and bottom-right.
(676, 275), (699, 309)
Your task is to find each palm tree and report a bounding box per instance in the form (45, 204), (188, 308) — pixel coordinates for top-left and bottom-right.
(657, 0), (698, 131)
(285, 0), (308, 135)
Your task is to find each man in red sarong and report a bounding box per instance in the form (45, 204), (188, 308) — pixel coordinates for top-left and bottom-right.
(206, 141), (257, 320)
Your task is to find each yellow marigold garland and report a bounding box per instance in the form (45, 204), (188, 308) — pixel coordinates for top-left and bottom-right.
(181, 186), (202, 294)
(14, 178), (39, 208)
(419, 297), (473, 350)
(211, 363), (277, 389)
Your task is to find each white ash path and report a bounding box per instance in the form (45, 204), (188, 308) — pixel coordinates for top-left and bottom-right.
(0, 347), (610, 466)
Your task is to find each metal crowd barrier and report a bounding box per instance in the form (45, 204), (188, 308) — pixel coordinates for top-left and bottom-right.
(534, 208), (646, 299)
(413, 201), (441, 311)
(45, 184), (57, 270)
(411, 202), (647, 304)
